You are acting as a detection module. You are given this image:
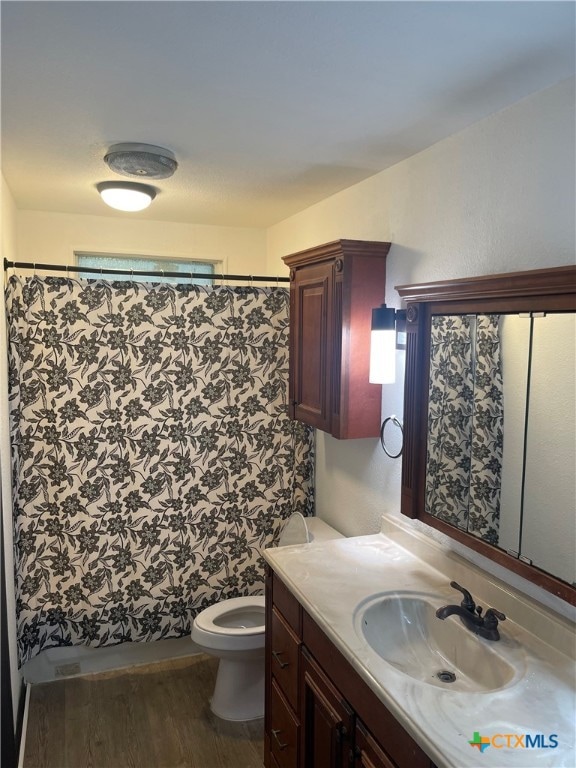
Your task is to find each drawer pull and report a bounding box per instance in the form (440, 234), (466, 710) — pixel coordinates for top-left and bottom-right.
(271, 729), (288, 750)
(272, 650), (289, 669)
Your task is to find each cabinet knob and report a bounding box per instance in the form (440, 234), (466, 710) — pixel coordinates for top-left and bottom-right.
(271, 729), (288, 751)
(272, 650), (289, 669)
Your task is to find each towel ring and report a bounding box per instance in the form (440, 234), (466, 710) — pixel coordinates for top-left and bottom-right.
(380, 415), (404, 459)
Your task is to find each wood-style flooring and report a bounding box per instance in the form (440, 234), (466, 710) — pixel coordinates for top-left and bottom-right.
(23, 654), (264, 768)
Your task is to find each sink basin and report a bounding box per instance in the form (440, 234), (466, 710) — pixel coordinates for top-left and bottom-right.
(354, 593), (523, 692)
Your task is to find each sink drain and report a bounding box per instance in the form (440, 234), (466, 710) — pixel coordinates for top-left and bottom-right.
(436, 670), (457, 683)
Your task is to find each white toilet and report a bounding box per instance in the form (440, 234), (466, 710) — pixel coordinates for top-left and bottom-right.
(191, 513), (343, 721)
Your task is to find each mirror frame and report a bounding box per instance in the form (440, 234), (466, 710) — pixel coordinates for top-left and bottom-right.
(397, 265), (576, 606)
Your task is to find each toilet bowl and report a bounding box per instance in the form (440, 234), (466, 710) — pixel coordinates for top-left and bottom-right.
(191, 596), (266, 721)
(191, 513), (343, 721)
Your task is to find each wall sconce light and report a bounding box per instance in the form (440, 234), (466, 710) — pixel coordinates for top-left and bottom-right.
(97, 181), (156, 212)
(369, 304), (406, 384)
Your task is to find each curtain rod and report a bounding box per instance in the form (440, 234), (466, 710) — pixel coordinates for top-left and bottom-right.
(3, 259), (289, 283)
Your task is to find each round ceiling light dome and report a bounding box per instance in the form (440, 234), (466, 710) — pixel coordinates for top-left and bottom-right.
(104, 143), (178, 180)
(97, 181), (156, 212)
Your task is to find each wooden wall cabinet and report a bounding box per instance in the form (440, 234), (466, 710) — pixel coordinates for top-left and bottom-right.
(282, 240), (391, 439)
(265, 567), (436, 768)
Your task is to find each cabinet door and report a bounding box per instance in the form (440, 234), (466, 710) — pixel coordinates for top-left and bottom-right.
(300, 647), (353, 768)
(289, 261), (333, 432)
(353, 721), (396, 768)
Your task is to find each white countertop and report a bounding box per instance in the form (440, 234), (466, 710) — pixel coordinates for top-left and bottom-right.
(264, 515), (576, 768)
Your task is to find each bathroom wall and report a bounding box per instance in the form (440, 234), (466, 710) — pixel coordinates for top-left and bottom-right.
(14, 209), (268, 275)
(265, 78), (576, 538)
(1, 175), (21, 725)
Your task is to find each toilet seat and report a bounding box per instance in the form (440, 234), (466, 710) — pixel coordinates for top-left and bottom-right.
(194, 596), (265, 636)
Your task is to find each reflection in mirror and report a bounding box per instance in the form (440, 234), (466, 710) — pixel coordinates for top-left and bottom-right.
(498, 315), (530, 558)
(522, 314), (575, 585)
(426, 314), (506, 545)
(425, 311), (575, 586)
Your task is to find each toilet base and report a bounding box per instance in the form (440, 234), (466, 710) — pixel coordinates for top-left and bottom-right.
(210, 655), (265, 721)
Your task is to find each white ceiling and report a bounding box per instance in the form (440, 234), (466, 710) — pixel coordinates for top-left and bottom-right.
(2, 1), (575, 228)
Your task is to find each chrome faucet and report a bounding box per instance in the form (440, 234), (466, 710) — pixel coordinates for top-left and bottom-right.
(436, 581), (506, 641)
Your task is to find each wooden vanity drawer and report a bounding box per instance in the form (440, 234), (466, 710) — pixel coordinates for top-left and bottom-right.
(271, 607), (300, 710)
(270, 678), (299, 768)
(272, 572), (302, 634)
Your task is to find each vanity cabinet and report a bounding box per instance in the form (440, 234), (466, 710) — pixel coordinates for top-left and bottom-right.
(265, 567), (435, 768)
(282, 240), (391, 439)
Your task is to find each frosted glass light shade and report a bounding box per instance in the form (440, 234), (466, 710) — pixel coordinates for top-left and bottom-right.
(369, 328), (396, 384)
(370, 303), (398, 384)
(97, 182), (156, 212)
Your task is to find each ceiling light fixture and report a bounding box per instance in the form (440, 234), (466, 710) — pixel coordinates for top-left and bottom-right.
(97, 181), (156, 212)
(104, 143), (178, 179)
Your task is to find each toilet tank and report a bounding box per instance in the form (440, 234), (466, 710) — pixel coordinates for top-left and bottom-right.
(306, 516), (345, 543)
(276, 512), (344, 547)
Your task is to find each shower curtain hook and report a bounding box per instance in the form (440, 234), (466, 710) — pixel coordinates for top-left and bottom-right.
(33, 263), (36, 278)
(250, 275), (254, 288)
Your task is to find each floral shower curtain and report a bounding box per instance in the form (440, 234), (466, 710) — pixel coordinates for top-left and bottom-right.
(7, 276), (314, 666)
(425, 314), (503, 545)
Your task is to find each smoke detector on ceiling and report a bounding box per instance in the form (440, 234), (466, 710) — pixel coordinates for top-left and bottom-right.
(104, 143), (178, 180)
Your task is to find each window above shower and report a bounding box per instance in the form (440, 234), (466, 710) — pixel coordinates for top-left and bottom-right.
(75, 252), (216, 285)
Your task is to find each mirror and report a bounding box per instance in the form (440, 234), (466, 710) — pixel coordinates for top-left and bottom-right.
(425, 311), (575, 585)
(397, 266), (576, 605)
